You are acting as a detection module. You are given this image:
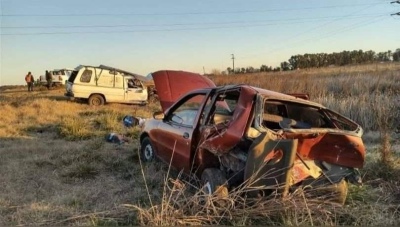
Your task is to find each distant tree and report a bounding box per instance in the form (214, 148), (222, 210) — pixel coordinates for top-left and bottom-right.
(364, 50), (375, 63)
(226, 67), (233, 74)
(280, 61), (291, 71)
(288, 55), (300, 69)
(260, 64), (268, 72)
(226, 48), (397, 74)
(376, 51), (390, 62)
(393, 49), (400, 62)
(246, 66), (255, 73)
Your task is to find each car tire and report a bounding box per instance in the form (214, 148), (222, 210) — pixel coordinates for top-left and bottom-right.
(140, 137), (155, 162)
(201, 168), (227, 195)
(88, 94), (105, 106)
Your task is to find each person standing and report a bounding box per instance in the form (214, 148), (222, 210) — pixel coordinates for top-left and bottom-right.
(25, 71), (34, 92)
(45, 70), (52, 90)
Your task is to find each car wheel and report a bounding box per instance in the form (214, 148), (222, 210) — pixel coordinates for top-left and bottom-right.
(201, 168), (227, 195)
(88, 94), (105, 106)
(140, 137), (155, 162)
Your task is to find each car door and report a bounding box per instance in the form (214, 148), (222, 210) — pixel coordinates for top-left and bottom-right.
(125, 78), (148, 102)
(154, 92), (209, 172)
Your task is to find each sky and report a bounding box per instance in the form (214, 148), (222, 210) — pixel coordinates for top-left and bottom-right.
(0, 0), (399, 85)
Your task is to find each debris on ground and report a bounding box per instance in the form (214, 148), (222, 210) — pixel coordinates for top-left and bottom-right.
(105, 133), (127, 144)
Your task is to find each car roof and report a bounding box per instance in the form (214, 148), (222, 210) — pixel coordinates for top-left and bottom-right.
(210, 84), (325, 108)
(74, 64), (149, 82)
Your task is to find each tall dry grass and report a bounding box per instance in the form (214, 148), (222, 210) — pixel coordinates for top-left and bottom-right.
(211, 63), (400, 132)
(130, 156), (400, 226)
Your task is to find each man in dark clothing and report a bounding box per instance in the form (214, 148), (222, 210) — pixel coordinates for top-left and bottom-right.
(45, 70), (52, 90)
(25, 72), (34, 92)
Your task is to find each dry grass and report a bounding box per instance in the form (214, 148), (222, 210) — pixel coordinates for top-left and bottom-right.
(130, 142), (400, 226)
(0, 64), (399, 226)
(211, 62), (400, 132)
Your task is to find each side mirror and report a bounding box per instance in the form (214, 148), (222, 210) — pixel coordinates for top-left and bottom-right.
(153, 111), (165, 120)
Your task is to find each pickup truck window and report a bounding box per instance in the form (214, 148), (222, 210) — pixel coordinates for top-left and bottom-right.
(80, 70), (92, 83)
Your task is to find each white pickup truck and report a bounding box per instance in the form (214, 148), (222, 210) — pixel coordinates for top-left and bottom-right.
(39, 69), (73, 86)
(65, 65), (154, 105)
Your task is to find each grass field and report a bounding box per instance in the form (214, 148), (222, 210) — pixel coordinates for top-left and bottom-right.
(0, 63), (399, 226)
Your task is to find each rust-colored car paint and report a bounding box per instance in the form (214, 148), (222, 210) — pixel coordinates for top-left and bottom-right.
(296, 133), (365, 168)
(286, 93), (310, 100)
(282, 131), (365, 168)
(151, 70), (216, 112)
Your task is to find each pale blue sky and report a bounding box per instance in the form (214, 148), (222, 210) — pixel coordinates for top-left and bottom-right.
(0, 0), (399, 85)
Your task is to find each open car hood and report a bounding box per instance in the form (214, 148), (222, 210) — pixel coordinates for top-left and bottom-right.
(151, 70), (216, 112)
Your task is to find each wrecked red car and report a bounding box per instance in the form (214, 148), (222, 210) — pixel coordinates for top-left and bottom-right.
(139, 70), (365, 204)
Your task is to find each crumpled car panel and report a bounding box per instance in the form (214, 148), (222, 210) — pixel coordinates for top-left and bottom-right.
(244, 131), (298, 197)
(199, 86), (256, 154)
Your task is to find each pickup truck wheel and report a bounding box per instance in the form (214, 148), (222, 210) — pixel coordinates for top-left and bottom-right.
(201, 168), (227, 195)
(140, 137), (155, 162)
(88, 94), (105, 106)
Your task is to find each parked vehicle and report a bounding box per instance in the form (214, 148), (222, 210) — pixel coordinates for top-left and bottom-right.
(38, 68), (74, 86)
(55, 68), (74, 85)
(139, 70), (365, 204)
(65, 65), (153, 105)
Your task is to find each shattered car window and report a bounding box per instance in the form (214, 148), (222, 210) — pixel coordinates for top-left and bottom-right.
(262, 100), (360, 132)
(286, 105), (328, 128)
(204, 90), (240, 125)
(215, 92), (239, 115)
(168, 94), (207, 127)
(325, 110), (359, 131)
(263, 100), (331, 130)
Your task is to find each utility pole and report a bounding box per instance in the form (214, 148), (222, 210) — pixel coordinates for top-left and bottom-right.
(391, 1), (400, 16)
(231, 54), (235, 74)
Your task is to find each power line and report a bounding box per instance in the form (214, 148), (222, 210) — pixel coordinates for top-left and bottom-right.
(240, 4), (386, 60)
(0, 13), (386, 29)
(238, 15), (387, 62)
(1, 21), (324, 36)
(0, 2), (384, 17)
(1, 16), (388, 36)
